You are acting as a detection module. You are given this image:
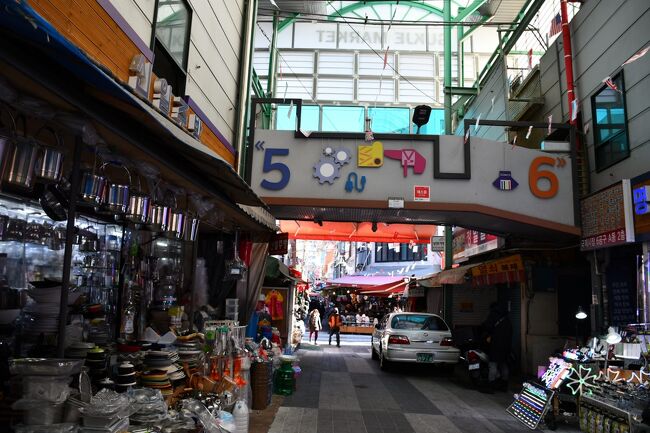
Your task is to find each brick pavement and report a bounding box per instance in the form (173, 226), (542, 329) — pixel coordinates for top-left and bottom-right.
(267, 341), (580, 433)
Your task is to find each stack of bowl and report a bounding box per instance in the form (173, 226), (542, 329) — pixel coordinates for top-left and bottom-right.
(114, 362), (136, 393)
(65, 342), (95, 359)
(84, 347), (107, 383)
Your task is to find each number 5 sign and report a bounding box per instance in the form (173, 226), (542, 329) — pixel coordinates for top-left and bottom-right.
(529, 156), (562, 199)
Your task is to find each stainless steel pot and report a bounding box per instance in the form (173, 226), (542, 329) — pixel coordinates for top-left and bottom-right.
(100, 163), (131, 215)
(147, 203), (170, 232)
(164, 210), (185, 239)
(125, 191), (150, 224)
(0, 110), (16, 187)
(34, 126), (64, 182)
(80, 171), (106, 205)
(183, 215), (200, 242)
(4, 136), (38, 190)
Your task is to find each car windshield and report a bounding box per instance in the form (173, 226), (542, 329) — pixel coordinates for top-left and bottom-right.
(390, 314), (449, 331)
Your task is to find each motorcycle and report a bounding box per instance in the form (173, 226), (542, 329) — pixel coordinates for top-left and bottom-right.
(455, 326), (490, 388)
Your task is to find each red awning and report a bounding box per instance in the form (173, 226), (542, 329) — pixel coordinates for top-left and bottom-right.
(279, 221), (437, 244)
(326, 276), (408, 297)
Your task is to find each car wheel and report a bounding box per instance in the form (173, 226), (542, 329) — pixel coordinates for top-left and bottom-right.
(379, 348), (390, 371)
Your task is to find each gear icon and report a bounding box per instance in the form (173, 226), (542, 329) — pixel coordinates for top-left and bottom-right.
(313, 157), (341, 184)
(333, 147), (352, 166)
(323, 146), (335, 156)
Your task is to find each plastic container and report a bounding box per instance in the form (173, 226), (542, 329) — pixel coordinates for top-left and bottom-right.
(233, 400), (249, 433)
(22, 376), (72, 402)
(10, 359), (84, 376)
(13, 423), (78, 433)
(13, 400), (65, 425)
(80, 417), (129, 433)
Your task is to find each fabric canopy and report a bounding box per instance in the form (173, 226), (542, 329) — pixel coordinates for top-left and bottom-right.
(419, 263), (481, 287)
(280, 221), (438, 243)
(326, 275), (408, 297)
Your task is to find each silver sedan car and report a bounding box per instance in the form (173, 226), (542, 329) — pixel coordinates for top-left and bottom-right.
(371, 312), (460, 370)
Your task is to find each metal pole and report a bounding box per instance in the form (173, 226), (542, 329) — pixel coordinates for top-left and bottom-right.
(498, 29), (510, 123)
(458, 25), (465, 88)
(444, 225), (453, 270)
(263, 12), (280, 129)
(56, 136), (82, 357)
(188, 237), (199, 332)
(235, 0), (259, 176)
(443, 0), (452, 134)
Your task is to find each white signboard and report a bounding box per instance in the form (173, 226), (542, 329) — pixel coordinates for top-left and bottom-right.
(250, 131), (577, 231)
(431, 236), (445, 252)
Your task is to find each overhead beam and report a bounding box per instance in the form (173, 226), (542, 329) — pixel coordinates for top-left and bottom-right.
(454, 0), (487, 23)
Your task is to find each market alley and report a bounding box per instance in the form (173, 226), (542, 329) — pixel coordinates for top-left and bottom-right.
(266, 337), (580, 433)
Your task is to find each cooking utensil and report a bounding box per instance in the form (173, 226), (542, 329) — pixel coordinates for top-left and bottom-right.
(164, 209), (185, 239)
(183, 214), (200, 242)
(0, 107), (17, 187)
(40, 183), (68, 221)
(80, 171), (106, 205)
(125, 174), (150, 224)
(34, 126), (64, 182)
(100, 162), (131, 215)
(146, 183), (170, 232)
(3, 115), (37, 190)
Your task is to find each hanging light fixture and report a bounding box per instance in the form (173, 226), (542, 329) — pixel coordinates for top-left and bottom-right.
(606, 327), (622, 345)
(575, 306), (588, 320)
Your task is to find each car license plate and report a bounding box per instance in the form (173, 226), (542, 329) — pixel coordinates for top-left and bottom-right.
(469, 363), (480, 371)
(416, 353), (434, 363)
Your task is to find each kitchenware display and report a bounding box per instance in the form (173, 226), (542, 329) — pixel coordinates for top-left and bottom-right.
(124, 174), (150, 224)
(65, 341), (95, 359)
(100, 162), (131, 215)
(146, 183), (170, 232)
(3, 115), (37, 190)
(80, 170), (106, 205)
(34, 126), (64, 182)
(49, 225), (66, 251)
(12, 399), (65, 425)
(24, 219), (45, 245)
(4, 217), (26, 242)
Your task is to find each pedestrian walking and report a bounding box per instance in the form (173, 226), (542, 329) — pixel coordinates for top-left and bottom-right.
(328, 308), (342, 347)
(308, 308), (322, 344)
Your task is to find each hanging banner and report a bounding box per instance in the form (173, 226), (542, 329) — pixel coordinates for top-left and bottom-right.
(269, 232), (289, 255)
(580, 180), (635, 250)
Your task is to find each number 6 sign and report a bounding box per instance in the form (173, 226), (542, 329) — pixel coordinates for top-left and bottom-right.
(529, 156), (559, 199)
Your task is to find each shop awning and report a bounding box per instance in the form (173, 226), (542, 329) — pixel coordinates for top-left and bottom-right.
(419, 263), (479, 287)
(279, 221), (437, 243)
(0, 1), (267, 212)
(325, 275), (408, 297)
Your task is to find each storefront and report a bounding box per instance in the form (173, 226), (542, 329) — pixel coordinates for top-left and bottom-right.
(631, 172), (650, 324)
(0, 2), (299, 430)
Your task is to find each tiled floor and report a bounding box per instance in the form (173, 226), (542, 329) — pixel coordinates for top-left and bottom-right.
(268, 336), (580, 433)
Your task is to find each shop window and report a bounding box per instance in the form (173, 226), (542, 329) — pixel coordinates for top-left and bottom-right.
(276, 105), (320, 131)
(591, 72), (629, 171)
(368, 107), (410, 134)
(321, 106), (364, 132)
(375, 243), (427, 263)
(152, 0), (191, 95)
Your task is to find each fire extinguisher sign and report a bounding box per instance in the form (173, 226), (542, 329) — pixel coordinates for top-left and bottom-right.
(414, 185), (430, 202)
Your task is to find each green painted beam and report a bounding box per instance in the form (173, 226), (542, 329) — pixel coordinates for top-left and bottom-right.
(458, 14), (492, 42)
(454, 0), (487, 22)
(444, 0), (452, 134)
(445, 86), (478, 96)
(327, 1), (444, 21)
(278, 12), (298, 32)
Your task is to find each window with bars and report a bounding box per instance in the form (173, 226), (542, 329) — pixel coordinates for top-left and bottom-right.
(375, 243), (427, 263)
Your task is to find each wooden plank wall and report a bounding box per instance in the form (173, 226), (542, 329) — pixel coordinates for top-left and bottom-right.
(29, 0), (239, 168)
(31, 0), (140, 82)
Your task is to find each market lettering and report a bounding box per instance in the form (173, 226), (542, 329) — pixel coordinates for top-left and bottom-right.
(338, 30), (382, 45)
(316, 30), (336, 43)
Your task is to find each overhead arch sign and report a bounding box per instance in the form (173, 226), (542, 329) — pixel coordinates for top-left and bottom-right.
(249, 130), (579, 241)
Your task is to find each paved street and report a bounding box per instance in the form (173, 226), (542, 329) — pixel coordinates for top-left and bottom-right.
(268, 334), (579, 433)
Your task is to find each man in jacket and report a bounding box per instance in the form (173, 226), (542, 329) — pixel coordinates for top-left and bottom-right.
(328, 308), (342, 347)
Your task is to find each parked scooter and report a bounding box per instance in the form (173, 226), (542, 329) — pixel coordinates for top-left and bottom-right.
(455, 326), (490, 388)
